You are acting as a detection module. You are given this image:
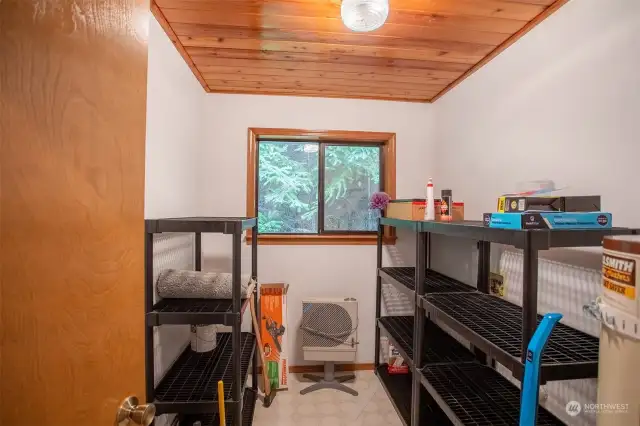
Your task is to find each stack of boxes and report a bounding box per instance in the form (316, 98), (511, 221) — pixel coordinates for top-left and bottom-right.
(483, 194), (608, 229)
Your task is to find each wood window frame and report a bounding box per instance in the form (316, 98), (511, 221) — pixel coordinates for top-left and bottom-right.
(246, 128), (396, 245)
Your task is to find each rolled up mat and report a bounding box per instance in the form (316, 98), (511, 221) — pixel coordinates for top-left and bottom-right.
(156, 269), (249, 299)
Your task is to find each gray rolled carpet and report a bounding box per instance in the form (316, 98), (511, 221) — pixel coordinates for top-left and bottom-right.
(156, 269), (249, 299)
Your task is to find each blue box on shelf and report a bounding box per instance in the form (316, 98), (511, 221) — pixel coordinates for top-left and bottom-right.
(482, 212), (612, 230)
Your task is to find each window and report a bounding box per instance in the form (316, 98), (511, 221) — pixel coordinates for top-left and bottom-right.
(247, 128), (396, 245)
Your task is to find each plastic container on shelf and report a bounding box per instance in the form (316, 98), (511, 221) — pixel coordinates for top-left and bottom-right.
(597, 235), (640, 426)
(190, 324), (217, 352)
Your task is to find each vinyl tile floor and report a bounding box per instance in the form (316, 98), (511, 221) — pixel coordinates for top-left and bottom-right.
(252, 371), (403, 426)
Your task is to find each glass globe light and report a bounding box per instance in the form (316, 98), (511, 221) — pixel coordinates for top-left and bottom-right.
(341, 0), (390, 32)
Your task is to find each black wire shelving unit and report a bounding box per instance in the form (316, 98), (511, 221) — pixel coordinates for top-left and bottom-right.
(145, 217), (258, 425)
(375, 217), (637, 426)
(420, 363), (564, 426)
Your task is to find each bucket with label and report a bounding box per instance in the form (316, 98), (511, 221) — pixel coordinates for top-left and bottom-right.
(596, 235), (640, 425)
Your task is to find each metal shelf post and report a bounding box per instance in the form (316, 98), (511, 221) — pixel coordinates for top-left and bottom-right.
(374, 222), (383, 370)
(411, 232), (427, 426)
(145, 231), (155, 404)
(522, 232), (539, 363)
(251, 224), (258, 392)
(232, 230), (243, 426)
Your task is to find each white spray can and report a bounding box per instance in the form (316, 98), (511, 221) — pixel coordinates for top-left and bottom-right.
(424, 177), (435, 221)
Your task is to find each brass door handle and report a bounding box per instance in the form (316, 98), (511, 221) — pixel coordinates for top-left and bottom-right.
(115, 396), (156, 426)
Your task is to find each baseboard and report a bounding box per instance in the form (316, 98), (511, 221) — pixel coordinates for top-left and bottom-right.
(257, 363), (374, 374)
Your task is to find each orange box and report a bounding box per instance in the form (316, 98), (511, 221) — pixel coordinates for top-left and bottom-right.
(260, 283), (289, 390)
(386, 199), (464, 221)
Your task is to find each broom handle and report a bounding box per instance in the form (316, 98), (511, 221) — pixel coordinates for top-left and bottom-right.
(249, 288), (271, 397)
(217, 380), (225, 426)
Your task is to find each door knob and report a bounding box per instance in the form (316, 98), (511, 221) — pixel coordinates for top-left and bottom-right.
(115, 396), (156, 426)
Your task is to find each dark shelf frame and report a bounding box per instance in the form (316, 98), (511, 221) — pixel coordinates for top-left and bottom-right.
(375, 365), (453, 426)
(376, 217), (636, 425)
(420, 292), (599, 382)
(153, 333), (256, 415)
(379, 266), (476, 296)
(378, 316), (477, 369)
(146, 297), (251, 326)
(419, 363), (564, 426)
(380, 217), (636, 250)
(146, 217), (257, 234)
(145, 217), (259, 426)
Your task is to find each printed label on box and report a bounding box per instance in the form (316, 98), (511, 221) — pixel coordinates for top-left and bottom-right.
(260, 284), (289, 390)
(387, 344), (408, 374)
(490, 272), (505, 297)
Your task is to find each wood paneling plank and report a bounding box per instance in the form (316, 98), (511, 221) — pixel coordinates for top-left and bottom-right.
(207, 85), (434, 101)
(179, 36), (486, 64)
(174, 26), (497, 53)
(162, 9), (511, 45)
(203, 73), (446, 91)
(192, 57), (463, 79)
(217, 87), (431, 102)
(187, 48), (472, 73)
(199, 65), (455, 85)
(157, 0), (545, 21)
(171, 18), (526, 37)
(160, 3), (528, 34)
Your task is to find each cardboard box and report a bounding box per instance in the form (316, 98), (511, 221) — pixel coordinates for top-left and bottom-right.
(387, 344), (409, 374)
(386, 199), (464, 221)
(483, 212), (612, 230)
(260, 283), (289, 390)
(386, 199), (425, 220)
(497, 195), (601, 213)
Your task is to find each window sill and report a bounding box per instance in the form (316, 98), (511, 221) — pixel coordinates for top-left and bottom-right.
(245, 234), (397, 246)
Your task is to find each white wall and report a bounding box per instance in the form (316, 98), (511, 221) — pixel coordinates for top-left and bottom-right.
(433, 0), (640, 225)
(145, 16), (205, 218)
(432, 0), (640, 424)
(200, 94), (434, 365)
(145, 16), (206, 426)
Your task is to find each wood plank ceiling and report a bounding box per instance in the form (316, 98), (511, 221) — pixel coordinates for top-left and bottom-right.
(151, 0), (568, 102)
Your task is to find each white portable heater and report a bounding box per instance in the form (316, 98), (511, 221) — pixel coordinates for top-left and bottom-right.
(300, 297), (359, 395)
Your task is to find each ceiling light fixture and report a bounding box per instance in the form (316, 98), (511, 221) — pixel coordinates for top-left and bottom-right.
(341, 0), (389, 33)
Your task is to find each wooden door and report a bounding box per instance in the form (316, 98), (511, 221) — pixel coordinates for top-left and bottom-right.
(0, 1), (149, 424)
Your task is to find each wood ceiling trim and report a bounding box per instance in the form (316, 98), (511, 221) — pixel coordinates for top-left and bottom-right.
(431, 0), (570, 101)
(151, 2), (209, 92)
